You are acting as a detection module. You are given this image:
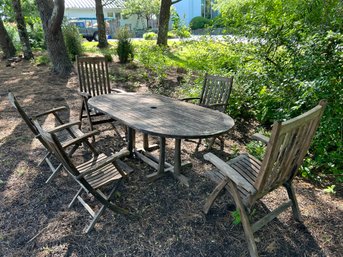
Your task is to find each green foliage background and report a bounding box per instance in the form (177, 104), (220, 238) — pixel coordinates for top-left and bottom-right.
(133, 0), (342, 184)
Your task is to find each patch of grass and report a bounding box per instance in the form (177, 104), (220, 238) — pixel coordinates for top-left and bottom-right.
(32, 54), (50, 66)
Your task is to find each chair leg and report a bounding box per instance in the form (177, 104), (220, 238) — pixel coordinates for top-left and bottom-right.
(45, 163), (63, 183)
(83, 99), (96, 142)
(284, 182), (302, 222)
(203, 178), (228, 214)
(84, 185), (119, 233)
(38, 152), (51, 167)
(228, 179), (259, 257)
(195, 139), (202, 151)
(78, 100), (85, 129)
(206, 137), (216, 150)
(69, 187), (83, 208)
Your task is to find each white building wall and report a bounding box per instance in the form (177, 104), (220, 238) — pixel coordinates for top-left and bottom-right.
(64, 8), (146, 32)
(173, 0), (201, 25)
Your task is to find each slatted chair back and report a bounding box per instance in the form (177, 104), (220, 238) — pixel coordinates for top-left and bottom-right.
(254, 100), (326, 199)
(199, 74), (234, 113)
(34, 120), (80, 177)
(8, 92), (39, 136)
(76, 56), (111, 97)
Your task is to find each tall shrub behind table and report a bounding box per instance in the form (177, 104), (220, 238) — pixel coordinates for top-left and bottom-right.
(116, 27), (134, 63)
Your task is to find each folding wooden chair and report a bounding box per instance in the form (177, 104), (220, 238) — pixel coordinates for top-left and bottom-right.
(34, 120), (133, 233)
(182, 74), (234, 149)
(8, 92), (98, 183)
(76, 56), (125, 133)
(203, 100), (326, 257)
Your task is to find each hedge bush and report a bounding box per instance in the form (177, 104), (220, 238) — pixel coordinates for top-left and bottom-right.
(190, 16), (210, 30)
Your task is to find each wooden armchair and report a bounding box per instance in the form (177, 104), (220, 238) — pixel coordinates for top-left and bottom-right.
(203, 100), (326, 257)
(34, 120), (134, 233)
(183, 74), (234, 149)
(76, 56), (124, 132)
(8, 92), (99, 183)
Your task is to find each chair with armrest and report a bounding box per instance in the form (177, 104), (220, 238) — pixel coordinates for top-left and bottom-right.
(76, 56), (125, 133)
(8, 92), (99, 183)
(203, 100), (326, 257)
(182, 74), (234, 149)
(34, 120), (134, 233)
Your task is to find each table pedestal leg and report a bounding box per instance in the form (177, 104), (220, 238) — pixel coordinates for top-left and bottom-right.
(127, 127), (136, 157)
(141, 138), (190, 186)
(158, 137), (166, 173)
(172, 139), (189, 187)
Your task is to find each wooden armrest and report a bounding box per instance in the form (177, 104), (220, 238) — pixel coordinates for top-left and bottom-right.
(180, 97), (200, 102)
(204, 153), (256, 194)
(77, 149), (130, 179)
(61, 130), (100, 148)
(47, 121), (81, 133)
(79, 91), (91, 98)
(34, 106), (68, 118)
(252, 133), (270, 145)
(111, 88), (127, 93)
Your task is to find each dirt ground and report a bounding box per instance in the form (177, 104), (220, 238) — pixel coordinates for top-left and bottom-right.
(0, 57), (342, 257)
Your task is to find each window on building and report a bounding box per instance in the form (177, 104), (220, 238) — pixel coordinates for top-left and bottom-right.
(107, 12), (114, 18)
(201, 0), (214, 19)
(115, 13), (121, 20)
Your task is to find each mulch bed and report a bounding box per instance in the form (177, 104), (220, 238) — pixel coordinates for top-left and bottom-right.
(0, 58), (342, 257)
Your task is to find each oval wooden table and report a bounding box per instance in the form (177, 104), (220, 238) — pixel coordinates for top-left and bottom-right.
(88, 93), (235, 186)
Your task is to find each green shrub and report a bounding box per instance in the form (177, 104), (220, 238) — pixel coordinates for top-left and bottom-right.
(4, 22), (21, 50)
(104, 54), (113, 62)
(190, 16), (210, 30)
(63, 24), (83, 61)
(143, 32), (157, 40)
(32, 54), (50, 66)
(167, 31), (177, 38)
(174, 27), (191, 38)
(26, 17), (45, 50)
(116, 27), (134, 63)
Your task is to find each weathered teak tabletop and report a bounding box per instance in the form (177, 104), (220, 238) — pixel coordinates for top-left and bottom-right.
(88, 93), (235, 186)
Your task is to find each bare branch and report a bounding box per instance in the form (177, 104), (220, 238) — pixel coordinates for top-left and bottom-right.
(171, 0), (182, 4)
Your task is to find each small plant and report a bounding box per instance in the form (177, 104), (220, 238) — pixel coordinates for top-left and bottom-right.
(246, 141), (266, 160)
(167, 31), (177, 38)
(63, 24), (83, 61)
(171, 11), (191, 38)
(231, 209), (241, 225)
(323, 185), (336, 194)
(116, 27), (134, 63)
(32, 54), (50, 66)
(143, 32), (157, 40)
(104, 54), (113, 62)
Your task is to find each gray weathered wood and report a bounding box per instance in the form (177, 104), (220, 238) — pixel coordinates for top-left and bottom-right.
(76, 56), (117, 132)
(88, 93), (234, 185)
(88, 93), (234, 139)
(203, 100), (326, 257)
(8, 92), (97, 183)
(33, 120), (133, 233)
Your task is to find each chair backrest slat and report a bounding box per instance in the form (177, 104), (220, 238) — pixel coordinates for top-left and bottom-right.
(76, 56), (111, 97)
(199, 74), (233, 113)
(254, 101), (326, 197)
(8, 92), (38, 136)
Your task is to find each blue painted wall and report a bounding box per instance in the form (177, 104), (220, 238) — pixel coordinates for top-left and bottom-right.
(173, 0), (201, 25)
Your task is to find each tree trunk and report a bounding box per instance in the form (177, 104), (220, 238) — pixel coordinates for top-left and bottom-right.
(0, 19), (17, 59)
(95, 0), (108, 48)
(157, 0), (172, 46)
(35, 0), (72, 76)
(12, 0), (33, 60)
